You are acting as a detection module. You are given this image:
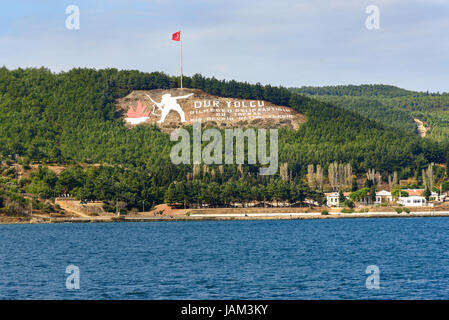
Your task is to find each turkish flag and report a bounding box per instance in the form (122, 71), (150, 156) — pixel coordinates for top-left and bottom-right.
(172, 31), (181, 41)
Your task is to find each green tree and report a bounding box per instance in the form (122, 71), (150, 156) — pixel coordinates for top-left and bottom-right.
(441, 181), (449, 193)
(351, 178), (358, 192)
(423, 188), (431, 201)
(370, 185), (376, 203)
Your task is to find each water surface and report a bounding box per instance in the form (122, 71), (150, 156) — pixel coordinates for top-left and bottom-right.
(1, 218), (449, 299)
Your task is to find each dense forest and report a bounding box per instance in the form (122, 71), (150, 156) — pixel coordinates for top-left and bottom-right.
(1, 68), (448, 213)
(291, 84), (417, 98)
(290, 84), (449, 142)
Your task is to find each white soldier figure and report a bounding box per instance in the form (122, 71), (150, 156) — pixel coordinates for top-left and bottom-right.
(146, 93), (193, 123)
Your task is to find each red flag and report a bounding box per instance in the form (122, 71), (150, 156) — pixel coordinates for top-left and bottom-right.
(172, 31), (181, 41)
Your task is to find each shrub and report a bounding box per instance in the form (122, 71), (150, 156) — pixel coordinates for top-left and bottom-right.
(341, 208), (354, 214)
(4, 201), (27, 216)
(343, 199), (354, 208)
(321, 210), (329, 215)
(102, 202), (115, 213)
(441, 181), (449, 192)
(395, 208), (403, 214)
(41, 203), (54, 214)
(403, 208), (410, 213)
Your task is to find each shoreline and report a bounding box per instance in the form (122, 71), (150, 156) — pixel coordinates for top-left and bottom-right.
(2, 210), (449, 225)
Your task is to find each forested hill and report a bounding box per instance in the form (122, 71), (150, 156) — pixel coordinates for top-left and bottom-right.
(290, 84), (449, 142)
(1, 67), (448, 212)
(290, 84), (418, 98)
(0, 67), (445, 173)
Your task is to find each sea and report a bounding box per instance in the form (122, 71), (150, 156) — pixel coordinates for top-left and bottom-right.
(1, 218), (449, 299)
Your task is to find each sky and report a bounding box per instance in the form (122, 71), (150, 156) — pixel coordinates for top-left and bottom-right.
(0, 0), (448, 92)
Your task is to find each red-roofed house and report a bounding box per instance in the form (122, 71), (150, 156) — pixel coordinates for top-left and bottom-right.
(398, 189), (427, 206)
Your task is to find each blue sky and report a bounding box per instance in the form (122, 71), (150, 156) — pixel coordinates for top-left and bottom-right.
(0, 0), (448, 92)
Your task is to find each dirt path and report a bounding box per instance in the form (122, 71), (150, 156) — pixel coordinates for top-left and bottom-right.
(55, 200), (91, 218)
(414, 118), (429, 137)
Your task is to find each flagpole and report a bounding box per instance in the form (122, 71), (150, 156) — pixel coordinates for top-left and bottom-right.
(180, 31), (183, 89)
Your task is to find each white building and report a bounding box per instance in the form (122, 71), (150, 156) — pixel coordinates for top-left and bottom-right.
(325, 192), (340, 207)
(325, 190), (395, 207)
(326, 188), (441, 208)
(374, 190), (393, 204)
(325, 192), (350, 207)
(398, 195), (427, 207)
(431, 191), (444, 202)
(397, 189), (427, 207)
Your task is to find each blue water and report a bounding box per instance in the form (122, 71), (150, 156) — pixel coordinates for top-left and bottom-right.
(1, 218), (449, 299)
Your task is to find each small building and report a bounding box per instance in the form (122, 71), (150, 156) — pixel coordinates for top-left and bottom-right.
(357, 195), (373, 206)
(326, 189), (393, 207)
(398, 195), (427, 207)
(375, 190), (393, 204)
(398, 189), (427, 207)
(325, 192), (339, 207)
(358, 190), (393, 206)
(325, 192), (350, 207)
(431, 191), (444, 202)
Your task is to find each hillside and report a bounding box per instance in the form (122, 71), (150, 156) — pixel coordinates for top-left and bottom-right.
(0, 68), (447, 215)
(291, 84), (417, 98)
(290, 84), (449, 142)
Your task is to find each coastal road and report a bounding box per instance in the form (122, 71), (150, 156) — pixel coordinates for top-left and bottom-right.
(188, 211), (449, 218)
(24, 211), (449, 224)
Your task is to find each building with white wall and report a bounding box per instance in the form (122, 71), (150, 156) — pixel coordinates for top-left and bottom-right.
(398, 189), (427, 207)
